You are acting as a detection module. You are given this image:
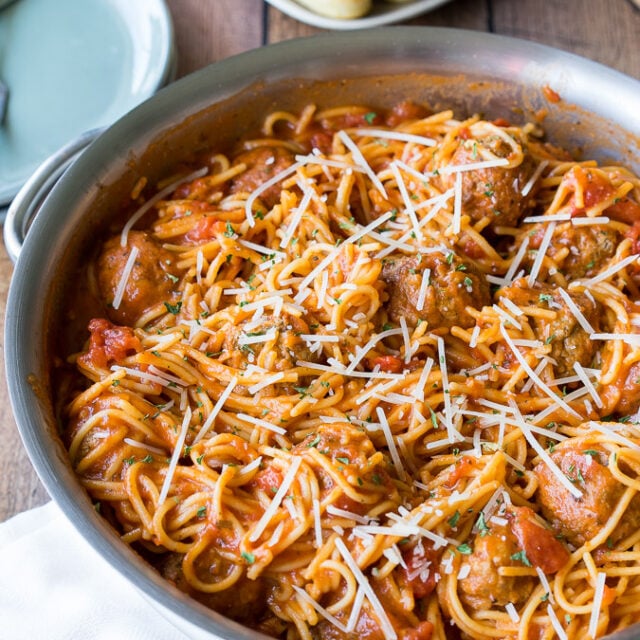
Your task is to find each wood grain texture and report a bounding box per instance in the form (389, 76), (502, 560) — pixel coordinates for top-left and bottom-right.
(491, 0), (640, 79)
(1, 0), (638, 523)
(167, 0), (264, 75)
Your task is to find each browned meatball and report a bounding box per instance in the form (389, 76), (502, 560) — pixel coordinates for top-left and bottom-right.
(380, 252), (491, 329)
(221, 313), (315, 373)
(160, 552), (266, 623)
(441, 133), (537, 232)
(97, 231), (182, 325)
(498, 279), (599, 378)
(457, 522), (534, 611)
(310, 584), (434, 640)
(311, 607), (385, 640)
(229, 146), (295, 208)
(604, 361), (640, 417)
(526, 222), (618, 280)
(535, 441), (640, 547)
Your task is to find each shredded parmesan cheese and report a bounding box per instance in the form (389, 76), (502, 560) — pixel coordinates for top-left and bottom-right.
(280, 180), (314, 248)
(500, 324), (580, 419)
(390, 162), (423, 241)
(237, 412), (288, 436)
(505, 602), (520, 623)
(112, 246), (139, 310)
(244, 161), (303, 226)
(452, 171), (463, 234)
(294, 211), (393, 303)
(437, 337), (456, 442)
(521, 160), (549, 197)
(338, 130), (387, 198)
(572, 215), (610, 226)
(557, 287), (595, 334)
(573, 362), (603, 408)
(585, 253), (640, 285)
(334, 538), (398, 640)
(292, 585), (349, 634)
(250, 456), (302, 542)
(440, 157), (510, 174)
(528, 222), (556, 286)
(352, 128), (436, 147)
(312, 499), (323, 548)
(588, 571), (607, 638)
(193, 377), (238, 443)
(586, 421), (640, 451)
(158, 407), (192, 506)
(121, 167), (208, 246)
(416, 268), (431, 312)
(547, 605), (568, 640)
(376, 407), (406, 481)
(247, 372), (285, 394)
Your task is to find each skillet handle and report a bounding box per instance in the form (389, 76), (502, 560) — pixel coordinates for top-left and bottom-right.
(3, 128), (103, 264)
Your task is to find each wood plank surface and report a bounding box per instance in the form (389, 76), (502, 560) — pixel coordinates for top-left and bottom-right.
(1, 0), (639, 522)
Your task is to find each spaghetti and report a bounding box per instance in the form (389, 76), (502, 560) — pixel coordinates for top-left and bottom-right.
(61, 100), (640, 639)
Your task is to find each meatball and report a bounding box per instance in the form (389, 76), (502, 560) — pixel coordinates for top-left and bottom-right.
(380, 251), (491, 329)
(311, 607), (386, 640)
(229, 146), (295, 209)
(441, 131), (537, 232)
(458, 521), (534, 611)
(506, 506), (569, 574)
(160, 552), (266, 623)
(77, 318), (142, 370)
(97, 231), (182, 325)
(498, 279), (599, 378)
(604, 360), (640, 417)
(526, 222), (618, 280)
(535, 441), (640, 547)
(312, 612), (433, 640)
(221, 313), (315, 373)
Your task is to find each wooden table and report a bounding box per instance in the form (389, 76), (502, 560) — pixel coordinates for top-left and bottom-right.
(1, 0), (639, 523)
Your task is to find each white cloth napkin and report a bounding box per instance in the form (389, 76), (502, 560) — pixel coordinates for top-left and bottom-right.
(0, 502), (192, 640)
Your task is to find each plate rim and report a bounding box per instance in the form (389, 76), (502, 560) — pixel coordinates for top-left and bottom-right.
(0, 0), (175, 205)
(265, 0), (452, 30)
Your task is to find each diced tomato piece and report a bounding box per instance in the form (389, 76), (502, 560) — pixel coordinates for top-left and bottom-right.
(401, 544), (439, 599)
(185, 216), (225, 243)
(624, 220), (640, 254)
(609, 197), (640, 225)
(249, 465), (283, 494)
(602, 584), (616, 606)
(385, 101), (429, 128)
(445, 456), (478, 488)
(508, 505), (569, 574)
(370, 355), (404, 373)
(79, 318), (142, 369)
(566, 167), (616, 218)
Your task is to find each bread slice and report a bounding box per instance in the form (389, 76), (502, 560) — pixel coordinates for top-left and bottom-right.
(295, 0), (372, 19)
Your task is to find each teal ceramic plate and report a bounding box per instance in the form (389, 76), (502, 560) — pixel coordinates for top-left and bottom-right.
(0, 0), (174, 205)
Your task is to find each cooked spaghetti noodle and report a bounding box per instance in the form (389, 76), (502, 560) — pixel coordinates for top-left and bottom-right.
(60, 100), (640, 639)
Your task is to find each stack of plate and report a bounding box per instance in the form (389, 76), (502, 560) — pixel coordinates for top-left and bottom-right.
(0, 0), (175, 214)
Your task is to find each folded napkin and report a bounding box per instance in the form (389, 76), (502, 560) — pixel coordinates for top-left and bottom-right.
(0, 502), (191, 640)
